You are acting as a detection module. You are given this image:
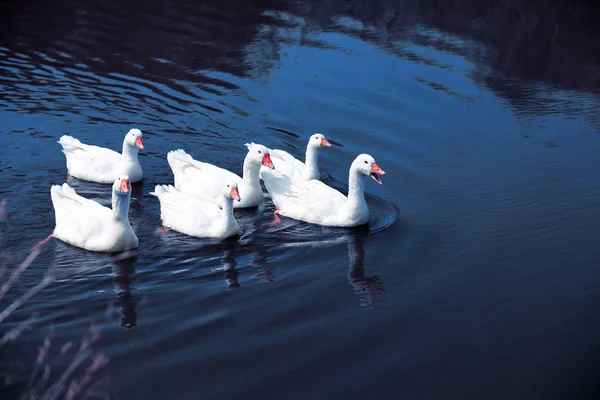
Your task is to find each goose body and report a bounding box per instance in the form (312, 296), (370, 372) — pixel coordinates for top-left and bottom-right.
(151, 181), (241, 239)
(262, 154), (385, 227)
(50, 176), (138, 252)
(257, 134), (331, 182)
(58, 128), (144, 184)
(167, 143), (274, 208)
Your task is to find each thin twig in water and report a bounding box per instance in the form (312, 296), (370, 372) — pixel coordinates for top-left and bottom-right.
(0, 274), (55, 325)
(22, 337), (53, 397)
(32, 365), (52, 400)
(42, 348), (93, 400)
(1, 199), (110, 399)
(0, 312), (39, 349)
(65, 354), (110, 400)
(39, 325), (103, 400)
(0, 247), (41, 301)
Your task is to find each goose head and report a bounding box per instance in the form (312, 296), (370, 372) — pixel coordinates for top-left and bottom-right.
(352, 154), (385, 184)
(246, 143), (274, 169)
(223, 180), (241, 202)
(124, 128), (144, 150)
(308, 133), (331, 149)
(113, 175), (131, 195)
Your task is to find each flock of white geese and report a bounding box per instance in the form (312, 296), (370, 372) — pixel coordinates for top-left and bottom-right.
(44, 128), (386, 253)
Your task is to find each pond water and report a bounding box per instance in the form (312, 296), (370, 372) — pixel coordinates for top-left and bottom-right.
(2, 0), (600, 398)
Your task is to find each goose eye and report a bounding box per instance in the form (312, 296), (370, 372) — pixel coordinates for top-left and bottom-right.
(364, 160), (368, 164)
(258, 150), (262, 154)
(227, 185), (230, 187)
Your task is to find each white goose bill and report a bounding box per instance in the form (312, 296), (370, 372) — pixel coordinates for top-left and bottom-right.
(370, 173), (382, 184)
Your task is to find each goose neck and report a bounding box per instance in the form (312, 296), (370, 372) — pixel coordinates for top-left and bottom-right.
(303, 146), (319, 180)
(121, 142), (139, 162)
(112, 192), (131, 221)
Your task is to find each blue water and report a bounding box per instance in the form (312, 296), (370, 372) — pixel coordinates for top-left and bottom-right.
(2, 0), (600, 398)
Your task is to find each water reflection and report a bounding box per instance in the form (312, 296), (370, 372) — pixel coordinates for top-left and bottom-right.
(220, 241), (240, 291)
(51, 243), (139, 329)
(3, 0), (599, 127)
(203, 240), (274, 289)
(111, 252), (138, 328)
(288, 0), (600, 125)
(278, 225), (386, 308)
(345, 229), (385, 309)
(249, 245), (275, 283)
(219, 223), (384, 306)
(0, 0), (288, 132)
(154, 218), (385, 305)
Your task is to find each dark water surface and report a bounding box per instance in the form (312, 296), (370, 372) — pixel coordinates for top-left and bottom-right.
(2, 0), (600, 398)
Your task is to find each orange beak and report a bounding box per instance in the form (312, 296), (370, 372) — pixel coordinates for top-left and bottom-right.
(262, 153), (275, 169)
(371, 163), (385, 175)
(230, 186), (241, 201)
(120, 178), (130, 192)
(135, 136), (144, 150)
(321, 137), (331, 147)
(370, 163), (385, 184)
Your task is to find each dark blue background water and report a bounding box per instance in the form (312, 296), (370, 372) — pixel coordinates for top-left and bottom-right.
(2, 0), (600, 398)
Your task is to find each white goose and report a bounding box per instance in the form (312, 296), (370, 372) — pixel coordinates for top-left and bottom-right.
(256, 133), (331, 182)
(167, 143), (274, 208)
(50, 175), (139, 252)
(262, 154), (386, 227)
(58, 128), (144, 184)
(151, 181), (242, 239)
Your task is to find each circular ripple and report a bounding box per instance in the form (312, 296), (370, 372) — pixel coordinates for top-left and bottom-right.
(237, 182), (400, 248)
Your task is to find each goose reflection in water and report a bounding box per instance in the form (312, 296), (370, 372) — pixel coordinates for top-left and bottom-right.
(275, 224), (386, 309)
(249, 245), (275, 283)
(50, 243), (139, 329)
(217, 233), (382, 300)
(220, 202), (276, 285)
(111, 251), (138, 328)
(345, 228), (385, 309)
(217, 241), (274, 290)
(220, 242), (240, 290)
